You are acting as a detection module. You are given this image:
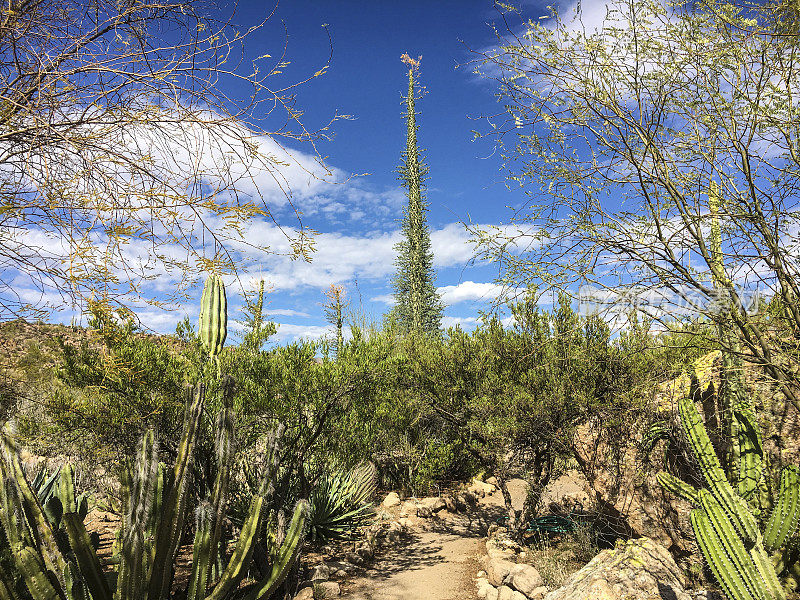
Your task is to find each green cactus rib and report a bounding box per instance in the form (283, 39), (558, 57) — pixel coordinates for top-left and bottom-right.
(62, 512), (113, 600)
(240, 500), (309, 600)
(146, 382), (206, 600)
(656, 471), (700, 506)
(187, 502), (214, 600)
(748, 539), (787, 600)
(57, 465), (76, 515)
(208, 400), (235, 586)
(0, 433), (69, 590)
(199, 274), (227, 358)
(697, 489), (766, 600)
(691, 508), (765, 600)
(117, 430), (160, 600)
(115, 528), (145, 600)
(63, 562), (90, 600)
(0, 572), (15, 600)
(679, 397), (759, 544)
(206, 495), (265, 600)
(732, 406), (764, 502)
(764, 466), (800, 553)
(11, 543), (63, 600)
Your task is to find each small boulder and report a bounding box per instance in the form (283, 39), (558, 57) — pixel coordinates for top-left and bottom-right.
(313, 581), (341, 599)
(477, 578), (498, 600)
(293, 587), (314, 600)
(399, 501), (416, 517)
(503, 563), (543, 597)
(309, 564), (331, 582)
(468, 479), (494, 497)
(419, 497), (447, 513)
(382, 492), (401, 508)
(444, 495), (466, 513)
(543, 537), (691, 600)
(486, 476), (499, 486)
(416, 505), (433, 518)
(529, 587), (548, 600)
(356, 542), (374, 561)
(497, 585), (527, 600)
(487, 557), (517, 587)
(461, 491), (478, 506)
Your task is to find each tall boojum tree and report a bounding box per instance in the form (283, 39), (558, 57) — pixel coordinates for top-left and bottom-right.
(392, 54), (444, 336)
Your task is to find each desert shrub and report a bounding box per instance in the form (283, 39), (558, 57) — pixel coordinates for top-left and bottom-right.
(16, 302), (198, 471)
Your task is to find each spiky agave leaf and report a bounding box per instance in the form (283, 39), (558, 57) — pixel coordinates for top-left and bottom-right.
(308, 463), (376, 542)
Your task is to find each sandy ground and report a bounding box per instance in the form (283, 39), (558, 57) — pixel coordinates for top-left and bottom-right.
(338, 479), (527, 600)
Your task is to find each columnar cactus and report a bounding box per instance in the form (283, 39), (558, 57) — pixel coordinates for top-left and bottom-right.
(0, 276), (309, 600)
(199, 273), (228, 358)
(658, 390), (800, 600)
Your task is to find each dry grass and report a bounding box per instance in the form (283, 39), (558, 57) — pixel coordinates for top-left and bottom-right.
(525, 523), (599, 589)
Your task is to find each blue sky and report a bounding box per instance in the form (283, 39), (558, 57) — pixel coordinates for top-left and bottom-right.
(149, 0), (554, 343)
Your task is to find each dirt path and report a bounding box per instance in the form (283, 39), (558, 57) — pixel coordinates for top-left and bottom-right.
(338, 480), (526, 600)
(339, 530), (482, 600)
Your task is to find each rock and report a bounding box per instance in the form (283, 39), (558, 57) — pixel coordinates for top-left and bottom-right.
(418, 496), (447, 513)
(293, 587), (314, 600)
(503, 563), (543, 596)
(461, 491), (478, 506)
(468, 478), (495, 497)
(477, 582), (499, 600)
(497, 586), (527, 600)
(477, 570), (487, 578)
(538, 469), (592, 515)
(399, 500), (416, 517)
(486, 475), (499, 486)
(345, 551), (364, 566)
(397, 517), (414, 530)
(356, 542), (374, 560)
(529, 586), (548, 600)
(313, 581), (341, 599)
(486, 538), (517, 562)
(416, 505), (433, 518)
(543, 537), (691, 600)
(382, 492), (401, 508)
(309, 564), (331, 582)
(477, 577), (496, 600)
(487, 557), (517, 587)
(444, 495), (466, 513)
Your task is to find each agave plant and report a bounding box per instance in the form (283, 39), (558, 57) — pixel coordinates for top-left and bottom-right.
(308, 462), (377, 542)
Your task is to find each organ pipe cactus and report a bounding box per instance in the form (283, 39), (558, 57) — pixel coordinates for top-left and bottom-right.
(658, 390), (800, 600)
(200, 273), (228, 359)
(0, 275), (309, 600)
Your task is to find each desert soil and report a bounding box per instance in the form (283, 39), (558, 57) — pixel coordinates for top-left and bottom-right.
(338, 479), (527, 600)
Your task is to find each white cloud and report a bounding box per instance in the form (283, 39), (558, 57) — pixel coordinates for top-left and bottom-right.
(228, 222), (494, 295)
(438, 281), (506, 306)
(370, 294), (396, 306)
(272, 322), (332, 342)
(442, 316), (480, 330)
(266, 308), (311, 318)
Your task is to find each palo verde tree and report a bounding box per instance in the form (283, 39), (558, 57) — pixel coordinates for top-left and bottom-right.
(392, 54), (444, 336)
(0, 0), (333, 321)
(470, 0), (800, 410)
